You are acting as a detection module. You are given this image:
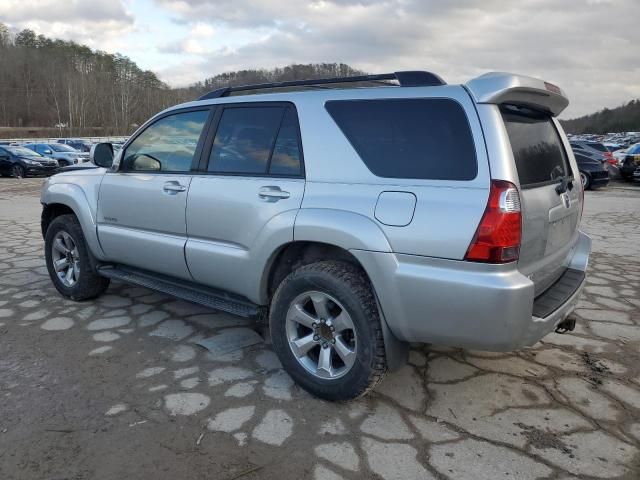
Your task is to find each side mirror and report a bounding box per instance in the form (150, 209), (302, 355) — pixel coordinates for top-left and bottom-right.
(130, 154), (161, 171)
(91, 143), (114, 168)
(44, 149), (52, 155)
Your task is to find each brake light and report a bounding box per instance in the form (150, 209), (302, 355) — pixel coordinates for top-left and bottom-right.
(465, 180), (522, 263)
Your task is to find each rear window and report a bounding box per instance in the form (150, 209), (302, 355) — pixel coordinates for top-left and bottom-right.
(588, 143), (609, 153)
(326, 98), (477, 180)
(501, 105), (570, 187)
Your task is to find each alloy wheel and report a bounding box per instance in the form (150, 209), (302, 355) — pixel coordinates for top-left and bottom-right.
(11, 165), (24, 178)
(285, 291), (357, 379)
(51, 231), (80, 287)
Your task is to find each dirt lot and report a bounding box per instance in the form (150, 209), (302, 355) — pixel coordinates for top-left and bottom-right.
(0, 178), (639, 480)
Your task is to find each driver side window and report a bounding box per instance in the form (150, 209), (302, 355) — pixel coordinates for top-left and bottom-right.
(122, 109), (209, 172)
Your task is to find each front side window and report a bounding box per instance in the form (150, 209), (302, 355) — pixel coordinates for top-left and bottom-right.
(208, 105), (303, 176)
(122, 110), (209, 172)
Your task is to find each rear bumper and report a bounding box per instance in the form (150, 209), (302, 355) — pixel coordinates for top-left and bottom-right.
(589, 171), (610, 188)
(352, 230), (591, 351)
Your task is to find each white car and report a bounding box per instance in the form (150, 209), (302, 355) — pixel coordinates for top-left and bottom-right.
(613, 147), (629, 165)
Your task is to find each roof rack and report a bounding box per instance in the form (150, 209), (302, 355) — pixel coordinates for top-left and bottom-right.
(197, 70), (446, 100)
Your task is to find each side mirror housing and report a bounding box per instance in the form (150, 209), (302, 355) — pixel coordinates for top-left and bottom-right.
(44, 149), (52, 155)
(91, 143), (114, 168)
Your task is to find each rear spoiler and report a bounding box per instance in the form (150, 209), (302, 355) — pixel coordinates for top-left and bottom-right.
(465, 72), (569, 117)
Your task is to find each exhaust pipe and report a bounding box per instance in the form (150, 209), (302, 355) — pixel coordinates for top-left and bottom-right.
(555, 317), (576, 334)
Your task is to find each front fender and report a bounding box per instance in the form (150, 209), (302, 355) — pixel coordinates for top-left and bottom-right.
(41, 182), (106, 260)
(294, 208), (392, 252)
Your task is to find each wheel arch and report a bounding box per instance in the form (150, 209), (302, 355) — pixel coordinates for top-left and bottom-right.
(262, 240), (408, 370)
(41, 183), (106, 260)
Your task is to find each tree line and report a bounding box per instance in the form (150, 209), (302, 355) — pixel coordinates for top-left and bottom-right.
(7, 24), (636, 138)
(0, 24), (185, 137)
(560, 100), (640, 134)
(0, 24), (365, 138)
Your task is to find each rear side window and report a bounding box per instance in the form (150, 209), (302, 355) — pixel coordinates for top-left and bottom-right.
(501, 106), (570, 187)
(326, 98), (477, 180)
(270, 107), (303, 176)
(208, 105), (303, 176)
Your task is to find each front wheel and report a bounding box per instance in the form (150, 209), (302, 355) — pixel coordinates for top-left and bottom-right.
(45, 214), (110, 300)
(580, 171), (591, 190)
(11, 164), (25, 178)
(270, 261), (387, 401)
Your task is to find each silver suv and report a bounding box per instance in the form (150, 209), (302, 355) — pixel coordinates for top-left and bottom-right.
(41, 71), (591, 400)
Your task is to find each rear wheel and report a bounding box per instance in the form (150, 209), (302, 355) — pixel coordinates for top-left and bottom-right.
(270, 261), (386, 401)
(580, 171), (591, 190)
(11, 164), (25, 178)
(45, 214), (109, 300)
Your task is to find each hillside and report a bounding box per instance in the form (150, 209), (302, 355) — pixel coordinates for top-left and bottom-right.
(0, 24), (365, 138)
(560, 100), (640, 134)
(3, 23), (639, 138)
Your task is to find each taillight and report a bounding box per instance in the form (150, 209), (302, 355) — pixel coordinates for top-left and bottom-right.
(465, 180), (522, 263)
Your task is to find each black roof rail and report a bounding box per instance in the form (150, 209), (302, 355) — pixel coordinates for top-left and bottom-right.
(197, 70), (446, 101)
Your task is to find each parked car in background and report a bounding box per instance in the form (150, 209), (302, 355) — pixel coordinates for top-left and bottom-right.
(570, 141), (616, 165)
(57, 139), (92, 152)
(574, 152), (609, 189)
(620, 143), (640, 181)
(23, 143), (90, 166)
(0, 145), (59, 177)
(613, 147), (629, 164)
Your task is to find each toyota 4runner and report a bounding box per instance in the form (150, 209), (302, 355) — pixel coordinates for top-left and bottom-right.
(41, 71), (591, 400)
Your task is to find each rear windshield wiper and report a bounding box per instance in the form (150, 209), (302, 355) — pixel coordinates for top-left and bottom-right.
(555, 175), (574, 194)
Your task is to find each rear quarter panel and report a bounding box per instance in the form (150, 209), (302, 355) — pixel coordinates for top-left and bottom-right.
(294, 85), (490, 259)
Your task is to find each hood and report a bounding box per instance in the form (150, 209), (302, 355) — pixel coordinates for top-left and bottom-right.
(50, 165), (107, 179)
(18, 155), (57, 163)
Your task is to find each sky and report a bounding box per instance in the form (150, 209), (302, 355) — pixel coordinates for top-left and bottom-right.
(1, 0), (639, 118)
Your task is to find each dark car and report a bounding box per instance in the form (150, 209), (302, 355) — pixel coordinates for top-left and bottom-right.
(571, 141), (616, 166)
(57, 139), (92, 152)
(0, 145), (59, 178)
(575, 152), (609, 189)
(620, 143), (640, 181)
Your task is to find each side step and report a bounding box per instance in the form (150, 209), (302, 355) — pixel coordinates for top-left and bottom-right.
(97, 265), (261, 318)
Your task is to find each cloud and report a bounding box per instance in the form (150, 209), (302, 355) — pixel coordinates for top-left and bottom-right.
(152, 0), (640, 117)
(0, 0), (135, 50)
(1, 0), (638, 117)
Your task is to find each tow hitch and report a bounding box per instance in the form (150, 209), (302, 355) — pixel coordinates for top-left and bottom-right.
(555, 317), (576, 334)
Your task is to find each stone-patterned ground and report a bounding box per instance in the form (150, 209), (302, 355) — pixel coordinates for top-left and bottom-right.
(0, 178), (639, 480)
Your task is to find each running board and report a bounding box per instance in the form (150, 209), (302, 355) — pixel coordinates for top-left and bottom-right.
(97, 265), (260, 318)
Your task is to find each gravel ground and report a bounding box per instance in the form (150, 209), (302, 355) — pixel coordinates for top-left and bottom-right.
(0, 177), (639, 480)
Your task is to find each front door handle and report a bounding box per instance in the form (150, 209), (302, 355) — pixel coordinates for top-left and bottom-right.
(259, 186), (290, 201)
(163, 182), (187, 194)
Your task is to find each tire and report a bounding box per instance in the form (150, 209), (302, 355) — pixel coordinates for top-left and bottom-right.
(11, 164), (25, 178)
(270, 260), (387, 401)
(580, 171), (591, 190)
(44, 214), (109, 301)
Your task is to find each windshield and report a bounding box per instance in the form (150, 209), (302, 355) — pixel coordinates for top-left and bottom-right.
(628, 144), (640, 155)
(6, 146), (42, 157)
(50, 144), (78, 152)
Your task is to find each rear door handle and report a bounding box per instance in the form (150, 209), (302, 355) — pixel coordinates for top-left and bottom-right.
(258, 186), (290, 201)
(163, 182), (187, 193)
